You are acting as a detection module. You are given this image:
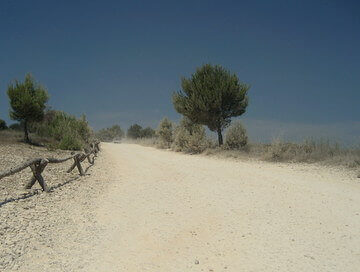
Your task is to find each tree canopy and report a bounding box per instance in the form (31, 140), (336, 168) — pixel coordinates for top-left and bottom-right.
(96, 125), (124, 142)
(127, 124), (143, 139)
(7, 73), (49, 143)
(172, 64), (249, 145)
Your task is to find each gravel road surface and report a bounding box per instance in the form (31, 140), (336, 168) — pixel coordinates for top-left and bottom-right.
(1, 143), (359, 271)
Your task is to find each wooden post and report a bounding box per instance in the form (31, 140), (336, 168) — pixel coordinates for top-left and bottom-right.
(67, 154), (85, 175)
(95, 142), (100, 152)
(67, 156), (78, 173)
(75, 154), (85, 176)
(86, 153), (94, 164)
(25, 159), (49, 192)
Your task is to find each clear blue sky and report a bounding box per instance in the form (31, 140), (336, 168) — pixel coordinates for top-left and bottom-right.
(1, 0), (359, 144)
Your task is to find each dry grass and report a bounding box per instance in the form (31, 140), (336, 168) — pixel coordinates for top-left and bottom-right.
(204, 139), (360, 171)
(0, 129), (56, 147)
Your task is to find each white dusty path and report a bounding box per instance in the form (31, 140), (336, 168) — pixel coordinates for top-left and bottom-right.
(14, 143), (360, 271)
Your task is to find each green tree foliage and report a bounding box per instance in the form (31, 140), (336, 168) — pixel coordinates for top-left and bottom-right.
(127, 124), (143, 139)
(33, 110), (92, 150)
(96, 125), (124, 142)
(172, 64), (249, 146)
(7, 73), (49, 143)
(224, 120), (248, 150)
(157, 117), (173, 148)
(140, 127), (156, 138)
(172, 117), (208, 153)
(0, 119), (7, 130)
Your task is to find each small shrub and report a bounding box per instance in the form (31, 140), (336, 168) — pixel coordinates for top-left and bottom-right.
(32, 110), (92, 150)
(172, 118), (208, 153)
(58, 133), (83, 150)
(224, 121), (248, 150)
(156, 117), (173, 148)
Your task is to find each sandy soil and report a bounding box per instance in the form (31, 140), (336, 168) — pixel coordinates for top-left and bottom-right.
(1, 143), (360, 271)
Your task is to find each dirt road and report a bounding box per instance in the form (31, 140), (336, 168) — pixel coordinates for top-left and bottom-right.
(11, 143), (360, 271)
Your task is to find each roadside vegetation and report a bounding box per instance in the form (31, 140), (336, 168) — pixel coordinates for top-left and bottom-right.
(127, 64), (360, 174)
(2, 73), (93, 150)
(96, 125), (124, 142)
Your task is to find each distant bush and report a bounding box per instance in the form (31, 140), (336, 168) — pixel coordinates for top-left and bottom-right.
(0, 119), (7, 130)
(156, 117), (173, 148)
(140, 127), (156, 138)
(96, 125), (124, 142)
(172, 118), (208, 153)
(32, 110), (92, 150)
(224, 121), (248, 150)
(127, 124), (143, 139)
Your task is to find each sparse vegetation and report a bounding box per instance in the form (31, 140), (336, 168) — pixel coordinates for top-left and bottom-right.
(7, 73), (49, 143)
(172, 117), (209, 153)
(173, 64), (249, 146)
(96, 125), (124, 142)
(224, 120), (248, 150)
(263, 138), (360, 166)
(156, 117), (173, 148)
(32, 110), (92, 150)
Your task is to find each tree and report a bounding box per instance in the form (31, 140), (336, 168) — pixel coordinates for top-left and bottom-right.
(7, 73), (49, 143)
(140, 127), (156, 138)
(0, 119), (7, 130)
(127, 124), (142, 139)
(96, 125), (124, 141)
(172, 64), (249, 146)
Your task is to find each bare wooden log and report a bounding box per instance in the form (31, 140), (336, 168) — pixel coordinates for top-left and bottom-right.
(0, 158), (41, 180)
(25, 159), (49, 192)
(47, 155), (75, 164)
(67, 154), (85, 176)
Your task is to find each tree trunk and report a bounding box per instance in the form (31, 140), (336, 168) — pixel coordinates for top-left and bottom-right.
(24, 120), (30, 143)
(217, 128), (223, 146)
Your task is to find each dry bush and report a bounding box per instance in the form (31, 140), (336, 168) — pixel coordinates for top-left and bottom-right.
(264, 138), (360, 167)
(172, 118), (209, 154)
(224, 121), (248, 150)
(156, 117), (173, 148)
